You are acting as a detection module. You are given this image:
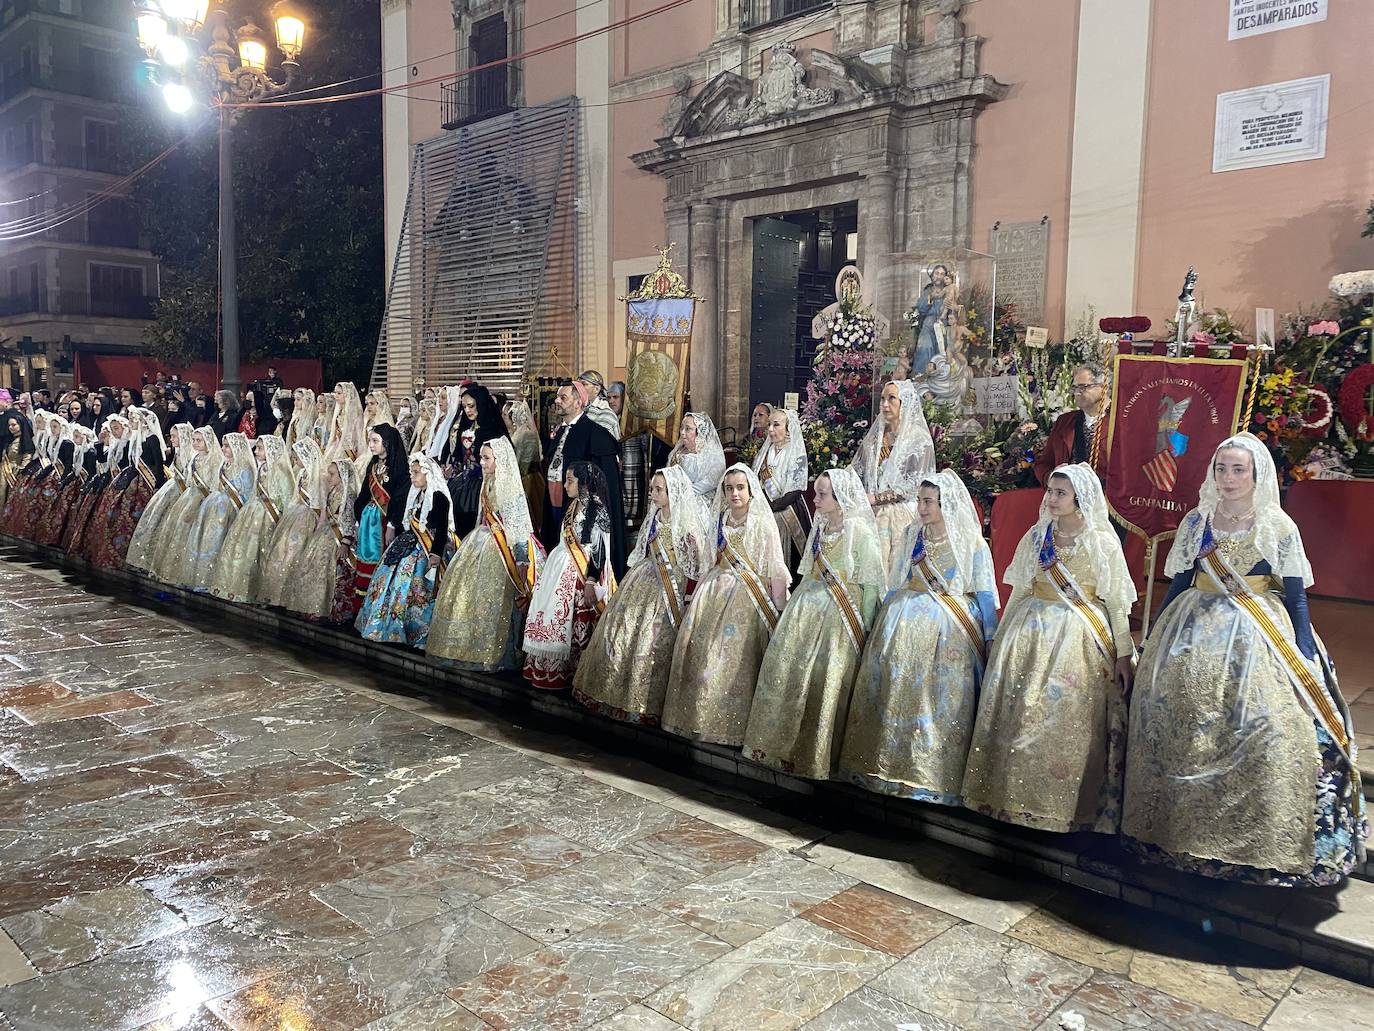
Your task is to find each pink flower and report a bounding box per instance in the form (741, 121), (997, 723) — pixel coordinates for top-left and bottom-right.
(1189, 331), (1217, 346)
(1307, 320), (1341, 336)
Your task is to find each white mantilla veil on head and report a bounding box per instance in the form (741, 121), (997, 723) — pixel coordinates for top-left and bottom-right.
(331, 458), (361, 541)
(915, 469), (997, 600)
(630, 465), (709, 581)
(1166, 431), (1313, 586)
(669, 411), (727, 497)
(288, 388), (317, 445)
(481, 436), (533, 544)
(406, 452), (456, 535)
(1006, 462), (1136, 617)
(103, 414), (132, 469)
(711, 462), (789, 584)
(132, 406), (167, 459)
(427, 385), (463, 459)
(169, 423), (195, 477)
(851, 379), (936, 497)
(223, 432), (257, 494)
(799, 466), (885, 594)
(752, 407), (808, 497)
(290, 436), (324, 508)
(192, 425), (224, 484)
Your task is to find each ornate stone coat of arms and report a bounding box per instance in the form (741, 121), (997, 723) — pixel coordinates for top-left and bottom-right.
(726, 41), (835, 127)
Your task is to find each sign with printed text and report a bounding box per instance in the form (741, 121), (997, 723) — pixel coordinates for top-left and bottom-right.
(1213, 74), (1329, 173)
(1104, 355), (1247, 540)
(783, 391), (799, 412)
(1024, 326), (1049, 349)
(1228, 0), (1327, 40)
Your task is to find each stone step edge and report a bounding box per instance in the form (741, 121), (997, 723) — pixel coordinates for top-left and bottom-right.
(4, 533), (1370, 988)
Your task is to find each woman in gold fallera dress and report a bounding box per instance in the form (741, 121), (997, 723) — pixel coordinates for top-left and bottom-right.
(839, 469), (1000, 805)
(208, 435), (295, 603)
(284, 458), (362, 622)
(258, 438), (324, 607)
(522, 461), (617, 689)
(126, 423), (193, 574)
(573, 466), (710, 725)
(286, 388), (317, 448)
(961, 463), (1136, 834)
(1124, 434), (1366, 885)
(743, 467), (884, 778)
(666, 411), (727, 512)
(151, 426), (223, 587)
(661, 464), (789, 747)
(427, 437), (537, 672)
(186, 432), (255, 592)
(324, 382), (368, 470)
(751, 407), (811, 572)
(849, 379), (936, 574)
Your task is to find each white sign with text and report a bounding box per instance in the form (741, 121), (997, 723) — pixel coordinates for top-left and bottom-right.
(1213, 74), (1329, 173)
(1228, 0), (1327, 40)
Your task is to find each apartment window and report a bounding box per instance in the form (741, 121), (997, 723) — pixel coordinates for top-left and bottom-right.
(470, 15), (509, 117)
(84, 119), (116, 172)
(86, 196), (139, 247)
(89, 263), (147, 318)
(740, 0), (828, 29)
(78, 46), (121, 99)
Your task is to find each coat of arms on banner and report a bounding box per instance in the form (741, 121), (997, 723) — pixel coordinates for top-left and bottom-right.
(1104, 354), (1247, 539)
(621, 246), (702, 446)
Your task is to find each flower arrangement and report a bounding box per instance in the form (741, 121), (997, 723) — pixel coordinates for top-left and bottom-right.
(816, 306), (876, 357)
(1292, 443), (1353, 481)
(801, 416), (865, 469)
(1250, 367), (1312, 446)
(734, 432), (764, 468)
(1337, 364), (1374, 443)
(1329, 270), (1374, 298)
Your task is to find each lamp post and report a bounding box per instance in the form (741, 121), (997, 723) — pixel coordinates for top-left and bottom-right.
(136, 2), (306, 396)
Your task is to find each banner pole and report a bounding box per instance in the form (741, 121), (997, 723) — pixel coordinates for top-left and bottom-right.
(1141, 535), (1157, 638)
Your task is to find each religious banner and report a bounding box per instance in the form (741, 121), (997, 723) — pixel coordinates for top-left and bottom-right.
(1104, 354), (1248, 540)
(621, 247), (701, 446)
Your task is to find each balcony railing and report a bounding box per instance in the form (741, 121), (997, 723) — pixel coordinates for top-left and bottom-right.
(740, 0), (830, 30)
(440, 72), (512, 130)
(0, 289), (156, 320)
(0, 67), (128, 103)
(1, 0), (128, 32)
(52, 142), (125, 174)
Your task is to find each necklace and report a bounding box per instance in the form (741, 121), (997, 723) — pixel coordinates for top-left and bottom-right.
(923, 530), (949, 545)
(1215, 505), (1256, 524)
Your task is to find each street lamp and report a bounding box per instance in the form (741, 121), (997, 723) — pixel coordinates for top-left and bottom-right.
(136, 2), (307, 395)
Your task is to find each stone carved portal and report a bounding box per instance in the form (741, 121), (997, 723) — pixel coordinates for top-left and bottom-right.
(633, 29), (1006, 427)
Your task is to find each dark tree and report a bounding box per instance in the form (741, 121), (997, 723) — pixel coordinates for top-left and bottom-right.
(130, 0), (384, 387)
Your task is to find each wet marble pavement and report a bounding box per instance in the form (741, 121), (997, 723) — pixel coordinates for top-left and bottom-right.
(0, 558), (1371, 1031)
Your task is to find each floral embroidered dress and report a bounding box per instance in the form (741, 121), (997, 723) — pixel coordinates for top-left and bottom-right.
(744, 468), (884, 779)
(839, 470), (1000, 805)
(92, 409), (167, 571)
(258, 438), (325, 608)
(661, 464), (790, 746)
(1124, 434), (1366, 885)
(573, 466), (708, 725)
(126, 424), (193, 574)
(186, 433), (255, 591)
(149, 428), (223, 586)
(961, 464), (1136, 834)
(35, 429), (95, 549)
(427, 438), (537, 672)
(285, 460), (362, 622)
(357, 454), (451, 647)
(209, 435), (296, 604)
(522, 464), (616, 690)
(751, 408), (812, 569)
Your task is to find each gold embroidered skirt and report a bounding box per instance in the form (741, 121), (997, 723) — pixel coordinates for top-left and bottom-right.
(662, 564), (772, 747)
(427, 526), (521, 670)
(961, 593), (1124, 833)
(208, 497), (272, 603)
(257, 501), (318, 608)
(126, 480), (183, 573)
(743, 579), (861, 779)
(573, 558), (679, 724)
(839, 586), (987, 804)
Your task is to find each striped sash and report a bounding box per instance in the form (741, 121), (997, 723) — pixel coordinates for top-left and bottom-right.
(912, 551), (985, 660)
(814, 549), (866, 653)
(219, 468), (245, 510)
(719, 523), (779, 633)
(652, 534), (684, 628)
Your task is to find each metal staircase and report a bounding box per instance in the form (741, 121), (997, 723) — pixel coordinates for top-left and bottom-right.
(371, 95), (579, 397)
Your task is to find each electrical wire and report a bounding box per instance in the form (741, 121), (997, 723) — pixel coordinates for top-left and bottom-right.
(222, 0), (693, 109)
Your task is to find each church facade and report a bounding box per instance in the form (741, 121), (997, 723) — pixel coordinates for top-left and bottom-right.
(378, 0), (1372, 430)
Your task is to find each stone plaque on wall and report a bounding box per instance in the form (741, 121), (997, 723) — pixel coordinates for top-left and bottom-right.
(989, 220), (1049, 326)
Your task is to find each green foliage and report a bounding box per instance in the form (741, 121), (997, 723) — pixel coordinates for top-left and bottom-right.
(129, 0), (383, 386)
(1364, 197), (1374, 238)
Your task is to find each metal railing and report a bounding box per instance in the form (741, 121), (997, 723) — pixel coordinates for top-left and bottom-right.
(0, 289), (155, 319)
(0, 289), (44, 317)
(0, 67), (129, 103)
(440, 71), (512, 130)
(740, 0), (829, 30)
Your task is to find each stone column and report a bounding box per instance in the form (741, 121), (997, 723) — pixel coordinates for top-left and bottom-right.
(688, 200), (720, 421)
(861, 170), (897, 332)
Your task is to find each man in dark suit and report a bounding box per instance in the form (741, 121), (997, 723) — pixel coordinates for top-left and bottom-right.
(542, 380), (626, 576)
(1034, 362), (1110, 485)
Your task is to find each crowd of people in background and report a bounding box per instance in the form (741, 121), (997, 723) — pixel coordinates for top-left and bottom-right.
(0, 364), (1362, 892)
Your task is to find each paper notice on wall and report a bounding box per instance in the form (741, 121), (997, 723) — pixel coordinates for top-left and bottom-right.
(1212, 74), (1329, 174)
(1228, 0), (1327, 40)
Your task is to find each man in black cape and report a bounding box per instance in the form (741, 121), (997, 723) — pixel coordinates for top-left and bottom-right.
(542, 380), (626, 576)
